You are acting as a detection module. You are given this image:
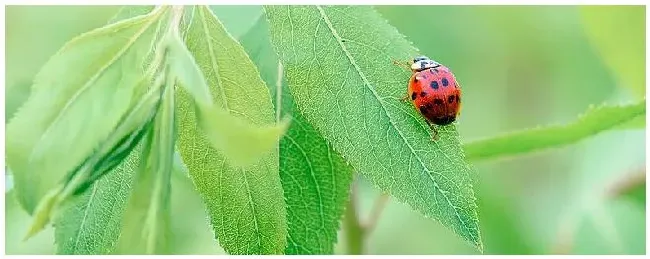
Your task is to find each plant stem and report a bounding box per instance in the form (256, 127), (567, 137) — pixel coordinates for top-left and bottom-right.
(344, 178), (391, 255)
(344, 181), (365, 255)
(364, 192), (389, 235)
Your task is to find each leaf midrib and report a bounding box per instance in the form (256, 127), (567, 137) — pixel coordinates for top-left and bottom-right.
(31, 13), (160, 160)
(285, 133), (325, 228)
(71, 182), (99, 253)
(198, 6), (229, 110)
(314, 6), (474, 241)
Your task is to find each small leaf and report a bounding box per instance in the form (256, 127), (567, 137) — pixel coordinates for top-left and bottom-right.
(166, 29), (213, 108)
(240, 16), (354, 254)
(265, 6), (483, 251)
(198, 106), (289, 168)
(115, 70), (176, 254)
(176, 6), (287, 254)
(580, 6), (645, 97)
(6, 190), (56, 255)
(6, 7), (164, 214)
(464, 100), (646, 161)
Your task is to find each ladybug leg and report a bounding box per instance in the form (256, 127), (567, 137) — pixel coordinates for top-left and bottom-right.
(426, 121), (439, 141)
(400, 94), (410, 102)
(432, 126), (439, 141)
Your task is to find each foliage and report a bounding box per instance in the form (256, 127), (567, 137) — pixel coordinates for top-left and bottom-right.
(4, 5), (645, 255)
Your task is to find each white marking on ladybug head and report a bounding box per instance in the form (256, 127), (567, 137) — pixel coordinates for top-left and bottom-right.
(411, 56), (440, 72)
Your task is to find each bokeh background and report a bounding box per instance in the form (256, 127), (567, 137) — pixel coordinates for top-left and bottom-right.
(5, 5), (646, 255)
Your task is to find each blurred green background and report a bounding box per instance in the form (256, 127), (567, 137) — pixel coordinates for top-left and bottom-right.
(5, 5), (645, 255)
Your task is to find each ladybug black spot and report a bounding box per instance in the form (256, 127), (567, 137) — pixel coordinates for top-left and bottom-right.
(441, 78), (449, 87)
(419, 105), (428, 114)
(430, 81), (439, 89)
(411, 92), (417, 100)
(448, 95), (455, 103)
(433, 98), (443, 105)
(420, 92), (427, 97)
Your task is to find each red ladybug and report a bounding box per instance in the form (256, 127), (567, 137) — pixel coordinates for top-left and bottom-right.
(398, 56), (462, 140)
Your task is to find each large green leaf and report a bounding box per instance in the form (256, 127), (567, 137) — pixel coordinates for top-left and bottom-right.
(240, 16), (354, 254)
(464, 100), (646, 161)
(265, 6), (482, 250)
(176, 6), (287, 254)
(53, 7), (164, 254)
(580, 6), (645, 97)
(5, 8), (163, 214)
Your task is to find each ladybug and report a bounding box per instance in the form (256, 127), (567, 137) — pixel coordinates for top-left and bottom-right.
(398, 56), (462, 140)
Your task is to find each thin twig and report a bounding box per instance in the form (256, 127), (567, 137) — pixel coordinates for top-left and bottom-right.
(343, 178), (365, 255)
(606, 168), (645, 199)
(363, 192), (389, 236)
(550, 211), (579, 254)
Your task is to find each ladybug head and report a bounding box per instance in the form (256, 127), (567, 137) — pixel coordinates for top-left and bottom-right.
(411, 55), (440, 72)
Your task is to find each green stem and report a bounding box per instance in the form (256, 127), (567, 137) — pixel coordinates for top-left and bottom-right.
(343, 179), (369, 255)
(344, 196), (364, 255)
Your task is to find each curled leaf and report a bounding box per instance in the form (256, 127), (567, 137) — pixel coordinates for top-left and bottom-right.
(464, 100), (646, 161)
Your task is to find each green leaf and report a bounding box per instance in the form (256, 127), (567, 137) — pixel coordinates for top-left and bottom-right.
(53, 74), (166, 253)
(209, 5), (263, 39)
(176, 6), (287, 254)
(115, 69), (175, 254)
(54, 148), (138, 254)
(240, 16), (354, 254)
(6, 190), (56, 255)
(580, 6), (645, 97)
(265, 6), (483, 251)
(5, 7), (164, 214)
(168, 17), (288, 168)
(166, 29), (213, 108)
(108, 5), (154, 22)
(464, 100), (646, 161)
(6, 6), (120, 123)
(53, 7), (166, 254)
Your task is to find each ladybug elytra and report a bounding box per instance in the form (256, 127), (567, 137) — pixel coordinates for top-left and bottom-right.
(398, 56), (462, 140)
